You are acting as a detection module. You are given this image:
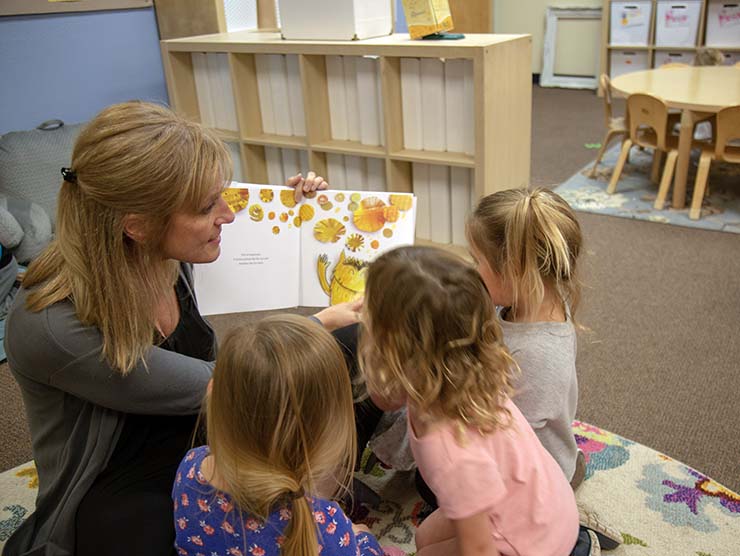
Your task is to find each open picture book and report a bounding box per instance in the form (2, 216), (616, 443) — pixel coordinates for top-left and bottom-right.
(194, 183), (417, 315)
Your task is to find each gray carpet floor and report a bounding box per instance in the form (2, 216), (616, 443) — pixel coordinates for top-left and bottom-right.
(1, 85), (738, 493)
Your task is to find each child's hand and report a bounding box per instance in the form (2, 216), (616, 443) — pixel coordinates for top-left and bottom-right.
(286, 171), (329, 202)
(312, 298), (363, 332)
(351, 522), (372, 536)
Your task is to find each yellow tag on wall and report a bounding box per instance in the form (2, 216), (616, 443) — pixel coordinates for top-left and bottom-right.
(402, 0), (454, 39)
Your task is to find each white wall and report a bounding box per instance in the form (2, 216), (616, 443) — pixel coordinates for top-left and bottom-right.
(493, 0), (602, 74)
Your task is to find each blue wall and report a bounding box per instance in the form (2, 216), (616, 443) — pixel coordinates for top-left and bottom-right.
(0, 8), (168, 134)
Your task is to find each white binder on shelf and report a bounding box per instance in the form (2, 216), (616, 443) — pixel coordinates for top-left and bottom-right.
(429, 164), (451, 244)
(217, 53), (238, 132)
(206, 53), (228, 131)
(281, 148), (300, 182)
(463, 61), (475, 156)
(192, 53), (216, 129)
(413, 162), (431, 240)
(444, 59), (465, 153)
(450, 167), (472, 246)
(299, 150), (309, 177)
(420, 58), (446, 152)
(343, 56), (361, 142)
(345, 155), (366, 190)
(326, 56), (349, 141)
(355, 56), (382, 147)
(227, 142), (244, 183)
(400, 58), (423, 150)
(265, 146), (284, 185)
(267, 54), (293, 136)
(366, 157), (387, 191)
(255, 54), (276, 134)
(327, 153), (347, 189)
(376, 61), (385, 146)
(285, 55), (306, 137)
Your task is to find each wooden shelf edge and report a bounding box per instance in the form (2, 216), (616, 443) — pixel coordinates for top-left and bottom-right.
(607, 45), (652, 50)
(242, 134), (308, 148)
(390, 149), (475, 168)
(311, 140), (386, 158)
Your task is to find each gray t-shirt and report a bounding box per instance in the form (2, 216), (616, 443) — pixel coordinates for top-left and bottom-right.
(499, 307), (579, 481)
(3, 265), (214, 556)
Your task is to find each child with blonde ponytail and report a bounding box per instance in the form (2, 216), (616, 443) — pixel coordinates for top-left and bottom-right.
(172, 315), (382, 556)
(466, 188), (585, 489)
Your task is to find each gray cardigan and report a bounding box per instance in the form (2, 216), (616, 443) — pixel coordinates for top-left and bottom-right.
(3, 265), (214, 556)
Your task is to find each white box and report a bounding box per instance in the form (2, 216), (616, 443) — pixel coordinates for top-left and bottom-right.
(610, 1), (653, 46)
(610, 50), (650, 78)
(654, 51), (695, 66)
(655, 1), (702, 47)
(278, 0), (393, 40)
(706, 1), (740, 46)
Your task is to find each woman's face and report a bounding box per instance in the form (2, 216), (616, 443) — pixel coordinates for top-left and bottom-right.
(160, 184), (235, 264)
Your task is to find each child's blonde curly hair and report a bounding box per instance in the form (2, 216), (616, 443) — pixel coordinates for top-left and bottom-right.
(360, 246), (516, 435)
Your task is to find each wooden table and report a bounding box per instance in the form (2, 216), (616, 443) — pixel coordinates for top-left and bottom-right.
(610, 67), (740, 209)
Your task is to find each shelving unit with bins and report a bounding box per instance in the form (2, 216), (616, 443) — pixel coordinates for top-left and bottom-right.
(160, 31), (532, 246)
(600, 0), (740, 79)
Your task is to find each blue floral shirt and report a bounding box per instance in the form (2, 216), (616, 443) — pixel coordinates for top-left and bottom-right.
(172, 446), (383, 556)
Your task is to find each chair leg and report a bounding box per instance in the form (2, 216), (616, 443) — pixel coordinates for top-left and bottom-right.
(689, 153), (712, 220)
(650, 150), (664, 184)
(654, 151), (678, 210)
(588, 131), (620, 178)
(607, 139), (632, 194)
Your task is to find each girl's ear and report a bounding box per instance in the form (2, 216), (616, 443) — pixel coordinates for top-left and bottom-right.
(122, 214), (149, 243)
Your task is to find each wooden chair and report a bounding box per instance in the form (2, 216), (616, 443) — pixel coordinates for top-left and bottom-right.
(588, 74), (628, 178)
(689, 105), (740, 220)
(607, 93), (680, 210)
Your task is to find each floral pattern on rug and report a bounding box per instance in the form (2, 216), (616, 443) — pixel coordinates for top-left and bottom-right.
(638, 460), (740, 534)
(555, 145), (740, 234)
(573, 420), (633, 480)
(2, 424), (739, 555)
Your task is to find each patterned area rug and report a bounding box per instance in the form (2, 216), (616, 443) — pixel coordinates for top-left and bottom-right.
(2, 422), (739, 555)
(555, 145), (740, 234)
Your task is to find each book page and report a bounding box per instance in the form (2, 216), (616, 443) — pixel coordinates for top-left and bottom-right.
(193, 183), (300, 315)
(298, 190), (417, 307)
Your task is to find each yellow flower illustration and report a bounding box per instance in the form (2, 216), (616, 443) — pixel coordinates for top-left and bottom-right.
(346, 233), (365, 252)
(280, 189), (297, 208)
(222, 188), (250, 213)
(248, 204), (264, 222)
(353, 196), (387, 232)
(299, 204), (315, 222)
(314, 218), (346, 243)
(260, 189), (274, 203)
(389, 194), (413, 211)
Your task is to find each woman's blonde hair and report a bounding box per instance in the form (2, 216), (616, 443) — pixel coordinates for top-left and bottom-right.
(207, 315), (356, 556)
(360, 246), (516, 436)
(23, 101), (232, 374)
(467, 188), (582, 321)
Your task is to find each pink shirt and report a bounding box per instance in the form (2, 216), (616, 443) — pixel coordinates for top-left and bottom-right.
(409, 399), (579, 556)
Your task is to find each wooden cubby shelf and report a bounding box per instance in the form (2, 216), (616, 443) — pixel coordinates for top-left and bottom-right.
(161, 30), (532, 246)
(601, 1), (740, 79)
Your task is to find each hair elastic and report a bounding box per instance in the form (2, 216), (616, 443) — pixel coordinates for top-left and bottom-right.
(291, 487), (305, 500)
(61, 167), (77, 184)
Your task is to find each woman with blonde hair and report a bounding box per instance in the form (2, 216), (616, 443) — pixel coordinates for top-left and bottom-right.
(173, 315), (382, 556)
(360, 246), (587, 556)
(3, 101), (352, 556)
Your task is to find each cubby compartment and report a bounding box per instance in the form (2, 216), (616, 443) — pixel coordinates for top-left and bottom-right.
(161, 31), (532, 247)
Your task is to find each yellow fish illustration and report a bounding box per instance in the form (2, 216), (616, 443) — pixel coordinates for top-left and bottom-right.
(317, 251), (368, 305)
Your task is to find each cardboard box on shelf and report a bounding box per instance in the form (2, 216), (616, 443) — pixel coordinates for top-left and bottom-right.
(654, 1), (702, 47)
(610, 1), (653, 46)
(401, 0), (454, 39)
